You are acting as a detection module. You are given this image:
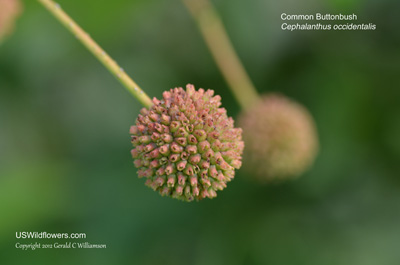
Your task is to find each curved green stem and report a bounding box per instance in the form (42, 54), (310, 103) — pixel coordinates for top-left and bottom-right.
(182, 0), (260, 110)
(37, 0), (153, 109)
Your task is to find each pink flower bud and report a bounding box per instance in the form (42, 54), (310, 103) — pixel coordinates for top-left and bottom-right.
(189, 154), (201, 164)
(176, 160), (187, 171)
(167, 175), (176, 187)
(131, 148), (139, 159)
(175, 137), (187, 146)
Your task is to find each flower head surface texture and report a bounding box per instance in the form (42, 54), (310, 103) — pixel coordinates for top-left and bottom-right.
(0, 0), (22, 41)
(238, 94), (318, 182)
(130, 84), (244, 201)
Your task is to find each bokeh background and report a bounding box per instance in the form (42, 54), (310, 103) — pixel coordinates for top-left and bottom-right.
(1, 0), (400, 264)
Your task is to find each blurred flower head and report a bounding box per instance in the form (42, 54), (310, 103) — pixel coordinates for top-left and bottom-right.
(0, 0), (22, 42)
(130, 84), (244, 201)
(238, 93), (318, 182)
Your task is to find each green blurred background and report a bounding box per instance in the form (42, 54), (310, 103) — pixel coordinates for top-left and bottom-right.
(1, 0), (400, 264)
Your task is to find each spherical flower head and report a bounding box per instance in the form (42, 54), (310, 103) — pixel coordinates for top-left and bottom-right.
(130, 84), (244, 201)
(0, 0), (22, 42)
(238, 93), (318, 182)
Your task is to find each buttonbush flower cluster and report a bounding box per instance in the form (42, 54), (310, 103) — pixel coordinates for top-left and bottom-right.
(130, 84), (244, 201)
(239, 94), (318, 181)
(0, 0), (21, 41)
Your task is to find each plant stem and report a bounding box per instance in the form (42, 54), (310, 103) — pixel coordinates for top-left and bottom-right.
(37, 0), (153, 109)
(182, 0), (260, 110)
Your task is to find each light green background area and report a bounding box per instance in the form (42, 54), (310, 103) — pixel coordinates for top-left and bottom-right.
(0, 0), (399, 264)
